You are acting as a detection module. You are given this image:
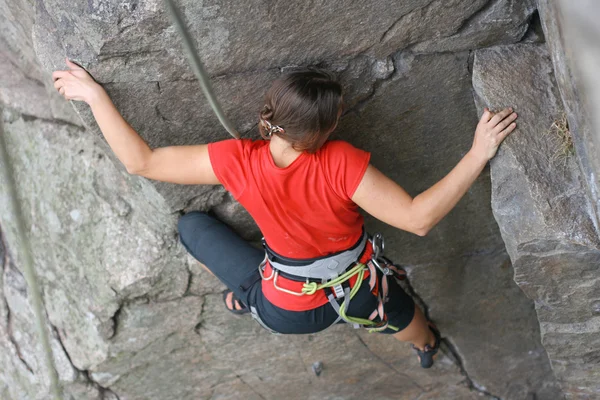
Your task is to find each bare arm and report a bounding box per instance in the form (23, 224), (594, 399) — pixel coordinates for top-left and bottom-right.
(52, 59), (219, 185)
(352, 108), (517, 236)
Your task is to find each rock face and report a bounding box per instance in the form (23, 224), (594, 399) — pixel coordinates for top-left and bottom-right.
(2, 0), (599, 399)
(338, 50), (559, 398)
(412, 0), (537, 54)
(473, 43), (600, 399)
(538, 0), (600, 222)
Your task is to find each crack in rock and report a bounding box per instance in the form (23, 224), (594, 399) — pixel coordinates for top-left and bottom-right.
(235, 374), (267, 400)
(352, 331), (426, 393)
(518, 9), (544, 44)
(81, 370), (121, 400)
(341, 56), (398, 116)
(97, 49), (164, 64)
(181, 267), (194, 298)
(1, 228), (35, 374)
(1, 226), (121, 398)
(18, 112), (86, 130)
(155, 105), (171, 123)
(106, 302), (124, 340)
(193, 293), (213, 335)
(0, 105), (84, 130)
(379, 0), (437, 44)
(98, 384), (121, 400)
(445, 0), (496, 40)
(400, 271), (502, 400)
(441, 336), (501, 400)
(50, 317), (121, 398)
(5, 301), (34, 374)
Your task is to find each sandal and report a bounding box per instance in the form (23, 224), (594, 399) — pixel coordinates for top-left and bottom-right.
(412, 324), (441, 369)
(222, 289), (250, 315)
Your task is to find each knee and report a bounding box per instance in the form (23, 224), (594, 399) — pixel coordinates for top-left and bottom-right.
(177, 211), (212, 244)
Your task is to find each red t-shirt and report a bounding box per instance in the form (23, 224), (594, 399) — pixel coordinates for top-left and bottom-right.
(208, 139), (371, 310)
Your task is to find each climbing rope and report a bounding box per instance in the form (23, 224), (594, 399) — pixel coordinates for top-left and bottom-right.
(164, 0), (241, 140)
(301, 263), (366, 295)
(0, 116), (63, 399)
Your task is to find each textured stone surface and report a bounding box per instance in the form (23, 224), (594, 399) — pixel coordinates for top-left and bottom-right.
(0, 225), (112, 400)
(338, 50), (559, 399)
(412, 0), (537, 54)
(374, 0), (488, 57)
(0, 110), (192, 369)
(538, 0), (600, 219)
(338, 51), (504, 265)
(32, 0), (501, 80)
(0, 0), (43, 80)
(0, 6), (477, 400)
(410, 248), (562, 399)
(473, 43), (600, 399)
(0, 0), (82, 126)
(0, 0), (583, 398)
(31, 0), (545, 212)
(89, 292), (479, 400)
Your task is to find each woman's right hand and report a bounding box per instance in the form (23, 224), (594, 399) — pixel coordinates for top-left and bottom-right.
(52, 58), (103, 105)
(470, 107), (518, 162)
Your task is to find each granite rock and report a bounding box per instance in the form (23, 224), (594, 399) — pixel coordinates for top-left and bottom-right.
(338, 51), (504, 265)
(538, 0), (600, 219)
(0, 227), (107, 400)
(473, 42), (600, 399)
(412, 0), (537, 54)
(2, 0), (591, 398)
(31, 0), (538, 212)
(338, 49), (559, 399)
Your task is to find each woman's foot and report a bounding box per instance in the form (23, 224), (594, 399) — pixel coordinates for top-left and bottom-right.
(222, 289), (250, 315)
(412, 324), (441, 369)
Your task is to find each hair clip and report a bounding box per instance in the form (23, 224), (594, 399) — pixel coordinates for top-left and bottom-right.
(261, 119), (284, 137)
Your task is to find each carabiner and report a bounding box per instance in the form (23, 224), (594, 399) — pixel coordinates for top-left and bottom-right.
(370, 257), (394, 276)
(371, 233), (385, 260)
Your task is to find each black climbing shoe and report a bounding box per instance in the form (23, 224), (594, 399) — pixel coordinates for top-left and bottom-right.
(412, 324), (441, 369)
(222, 289), (250, 315)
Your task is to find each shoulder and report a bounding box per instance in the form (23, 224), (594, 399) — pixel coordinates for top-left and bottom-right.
(208, 139), (268, 198)
(208, 138), (267, 159)
(318, 140), (370, 163)
(317, 140), (371, 199)
(319, 140), (362, 153)
(209, 138), (265, 150)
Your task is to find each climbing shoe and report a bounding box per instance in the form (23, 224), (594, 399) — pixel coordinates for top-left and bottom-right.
(412, 324), (441, 369)
(222, 289), (250, 315)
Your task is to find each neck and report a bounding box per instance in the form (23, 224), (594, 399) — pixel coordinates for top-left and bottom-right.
(269, 135), (302, 168)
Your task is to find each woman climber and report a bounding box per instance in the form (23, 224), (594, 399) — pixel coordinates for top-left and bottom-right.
(52, 58), (517, 368)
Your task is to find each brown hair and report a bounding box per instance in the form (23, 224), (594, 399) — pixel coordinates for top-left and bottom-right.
(259, 69), (343, 153)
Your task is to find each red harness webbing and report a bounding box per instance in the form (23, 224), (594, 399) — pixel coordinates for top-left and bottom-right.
(261, 242), (375, 311)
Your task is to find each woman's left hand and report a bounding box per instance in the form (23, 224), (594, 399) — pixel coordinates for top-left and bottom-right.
(470, 107), (517, 162)
(52, 58), (103, 104)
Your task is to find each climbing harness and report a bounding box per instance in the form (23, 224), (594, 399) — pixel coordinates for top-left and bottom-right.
(0, 118), (63, 399)
(164, 0), (241, 140)
(258, 230), (407, 333)
(265, 231), (368, 281)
